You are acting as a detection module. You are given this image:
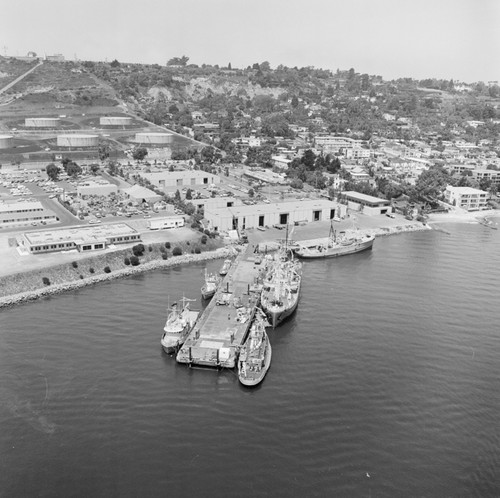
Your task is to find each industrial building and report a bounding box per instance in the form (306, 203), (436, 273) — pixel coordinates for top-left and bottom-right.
(57, 134), (99, 148)
(340, 191), (392, 215)
(0, 135), (14, 149)
(135, 132), (173, 145)
(25, 117), (60, 128)
(77, 181), (118, 197)
(18, 223), (141, 254)
(204, 199), (342, 232)
(141, 170), (221, 191)
(0, 200), (57, 227)
(123, 185), (163, 204)
(100, 116), (132, 126)
(147, 216), (185, 230)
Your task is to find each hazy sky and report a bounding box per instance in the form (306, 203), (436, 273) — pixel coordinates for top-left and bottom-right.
(1, 0), (499, 83)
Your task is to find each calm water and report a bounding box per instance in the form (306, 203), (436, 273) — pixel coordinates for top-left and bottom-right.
(1, 222), (500, 497)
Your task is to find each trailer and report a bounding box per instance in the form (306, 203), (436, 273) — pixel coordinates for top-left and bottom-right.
(148, 216), (185, 230)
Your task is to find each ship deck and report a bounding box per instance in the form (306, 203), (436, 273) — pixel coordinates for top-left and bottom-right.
(176, 246), (268, 368)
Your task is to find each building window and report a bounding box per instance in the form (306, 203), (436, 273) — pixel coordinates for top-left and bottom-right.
(94, 244), (104, 249)
(82, 245), (92, 251)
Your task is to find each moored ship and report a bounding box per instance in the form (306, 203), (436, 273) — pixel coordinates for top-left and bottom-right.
(201, 269), (221, 300)
(260, 252), (302, 328)
(294, 223), (374, 259)
(238, 311), (272, 386)
(219, 259), (232, 276)
(161, 297), (200, 354)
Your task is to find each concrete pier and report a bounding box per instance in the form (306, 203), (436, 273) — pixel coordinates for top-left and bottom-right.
(176, 247), (267, 368)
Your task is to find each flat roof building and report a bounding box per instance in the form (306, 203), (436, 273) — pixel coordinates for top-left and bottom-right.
(444, 186), (489, 211)
(141, 170), (221, 191)
(340, 191), (391, 216)
(0, 200), (57, 227)
(205, 199), (341, 232)
(19, 223), (141, 254)
(122, 184), (162, 204)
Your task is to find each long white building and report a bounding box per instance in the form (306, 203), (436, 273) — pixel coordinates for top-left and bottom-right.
(0, 200), (57, 227)
(444, 186), (489, 211)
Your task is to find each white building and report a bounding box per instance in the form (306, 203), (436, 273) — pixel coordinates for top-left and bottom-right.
(141, 170), (221, 191)
(205, 199), (341, 232)
(340, 191), (392, 216)
(77, 181), (118, 197)
(444, 186), (489, 211)
(0, 200), (57, 227)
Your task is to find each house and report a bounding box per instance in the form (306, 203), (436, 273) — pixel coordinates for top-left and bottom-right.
(340, 191), (392, 215)
(444, 186), (489, 211)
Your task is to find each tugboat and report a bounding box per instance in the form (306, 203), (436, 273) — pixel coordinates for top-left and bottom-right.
(161, 297), (199, 354)
(201, 269), (220, 300)
(238, 311), (272, 387)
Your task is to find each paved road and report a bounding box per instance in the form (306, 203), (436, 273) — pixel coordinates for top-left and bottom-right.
(0, 61), (44, 96)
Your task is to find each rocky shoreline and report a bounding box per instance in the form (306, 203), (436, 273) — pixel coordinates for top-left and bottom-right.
(0, 246), (239, 309)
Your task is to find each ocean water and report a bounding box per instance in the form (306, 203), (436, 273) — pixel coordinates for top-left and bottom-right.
(1, 222), (500, 497)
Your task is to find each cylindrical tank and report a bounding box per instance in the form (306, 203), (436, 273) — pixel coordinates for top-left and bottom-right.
(135, 132), (173, 145)
(100, 116), (132, 126)
(0, 135), (14, 149)
(25, 117), (60, 128)
(57, 134), (99, 147)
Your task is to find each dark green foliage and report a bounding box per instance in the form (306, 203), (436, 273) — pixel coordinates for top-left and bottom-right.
(132, 244), (145, 256)
(186, 241), (190, 246)
(148, 245), (153, 252)
(172, 247), (182, 256)
(42, 277), (50, 286)
(194, 247), (201, 254)
(159, 245), (166, 253)
(201, 235), (208, 244)
(104, 266), (111, 273)
(130, 255), (140, 266)
(72, 261), (78, 269)
(89, 267), (95, 274)
(165, 241), (171, 249)
(124, 257), (131, 265)
(79, 275), (84, 279)
(161, 253), (168, 260)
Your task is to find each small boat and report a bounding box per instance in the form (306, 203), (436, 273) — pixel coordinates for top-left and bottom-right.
(161, 297), (199, 354)
(294, 222), (374, 259)
(477, 217), (498, 230)
(238, 311), (272, 387)
(201, 269), (220, 300)
(219, 259), (232, 276)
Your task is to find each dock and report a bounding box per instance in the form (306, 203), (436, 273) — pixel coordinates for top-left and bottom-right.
(176, 247), (268, 368)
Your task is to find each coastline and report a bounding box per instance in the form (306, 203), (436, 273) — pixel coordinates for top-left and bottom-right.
(2, 209), (497, 309)
(0, 246), (239, 309)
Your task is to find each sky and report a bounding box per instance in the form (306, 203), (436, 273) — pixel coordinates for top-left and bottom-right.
(1, 0), (499, 83)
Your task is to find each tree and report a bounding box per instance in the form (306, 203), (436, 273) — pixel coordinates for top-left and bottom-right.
(185, 189), (192, 200)
(132, 146), (148, 161)
(98, 143), (110, 162)
(89, 163), (100, 175)
(167, 55), (189, 66)
(66, 162), (82, 177)
(248, 188), (255, 198)
(46, 163), (60, 181)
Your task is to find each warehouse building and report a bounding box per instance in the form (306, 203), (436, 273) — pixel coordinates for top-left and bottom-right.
(0, 200), (57, 227)
(77, 180), (118, 197)
(141, 170), (221, 191)
(18, 223), (141, 254)
(340, 191), (392, 216)
(204, 199), (342, 232)
(122, 184), (162, 204)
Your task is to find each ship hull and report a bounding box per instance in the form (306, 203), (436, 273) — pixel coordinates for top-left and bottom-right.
(295, 236), (374, 259)
(261, 292), (299, 328)
(238, 337), (272, 386)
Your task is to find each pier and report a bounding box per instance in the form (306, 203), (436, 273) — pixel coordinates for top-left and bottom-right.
(176, 247), (267, 368)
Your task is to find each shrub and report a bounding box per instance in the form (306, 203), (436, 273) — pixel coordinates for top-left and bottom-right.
(42, 277), (51, 286)
(186, 241), (190, 246)
(148, 245), (153, 252)
(104, 266), (111, 273)
(132, 244), (144, 257)
(161, 253), (168, 260)
(172, 246), (182, 256)
(191, 222), (199, 229)
(79, 274), (84, 279)
(201, 235), (208, 244)
(72, 261), (78, 269)
(89, 267), (95, 274)
(204, 229), (211, 236)
(130, 255), (140, 266)
(159, 245), (166, 253)
(165, 241), (171, 249)
(194, 247), (201, 254)
(198, 227), (205, 232)
(124, 257), (131, 266)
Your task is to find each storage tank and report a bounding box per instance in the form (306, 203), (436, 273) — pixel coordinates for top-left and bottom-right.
(135, 132), (173, 145)
(25, 117), (60, 128)
(100, 116), (132, 126)
(57, 134), (99, 147)
(0, 135), (14, 149)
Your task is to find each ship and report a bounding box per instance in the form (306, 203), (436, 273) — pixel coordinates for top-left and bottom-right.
(161, 297), (200, 354)
(260, 251), (302, 328)
(201, 269), (221, 300)
(238, 311), (272, 387)
(294, 222), (375, 259)
(219, 258), (232, 276)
